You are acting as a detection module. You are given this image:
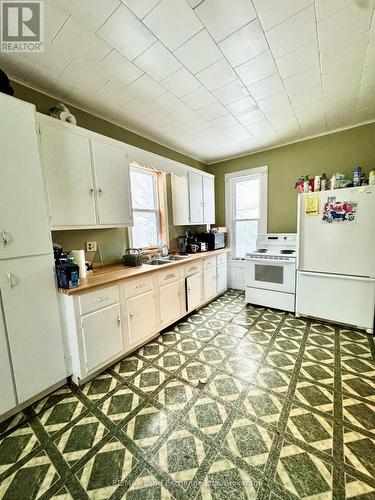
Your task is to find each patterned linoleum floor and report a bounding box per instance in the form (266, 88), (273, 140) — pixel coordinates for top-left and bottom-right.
(1, 290), (375, 500)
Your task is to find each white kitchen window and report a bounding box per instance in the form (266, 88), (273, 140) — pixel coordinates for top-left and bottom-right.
(225, 166), (268, 258)
(129, 167), (162, 249)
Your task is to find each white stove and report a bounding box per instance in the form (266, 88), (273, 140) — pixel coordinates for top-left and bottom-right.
(245, 234), (297, 312)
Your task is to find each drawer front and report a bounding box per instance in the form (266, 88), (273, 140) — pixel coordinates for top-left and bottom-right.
(217, 253), (227, 265)
(79, 285), (119, 315)
(126, 275), (153, 298)
(159, 267), (180, 285)
(184, 260), (202, 277)
(202, 256), (216, 269)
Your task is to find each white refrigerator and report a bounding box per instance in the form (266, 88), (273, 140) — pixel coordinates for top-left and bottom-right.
(296, 186), (375, 334)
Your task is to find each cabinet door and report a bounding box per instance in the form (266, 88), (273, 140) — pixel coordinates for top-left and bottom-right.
(188, 171), (204, 223)
(160, 280), (181, 327)
(217, 262), (228, 293)
(204, 267), (217, 302)
(81, 304), (123, 373)
(92, 139), (132, 226)
(186, 272), (202, 311)
(0, 309), (17, 415)
(203, 176), (215, 224)
(0, 255), (66, 403)
(39, 122), (96, 227)
(127, 290), (157, 346)
(0, 95), (51, 259)
(171, 174), (190, 225)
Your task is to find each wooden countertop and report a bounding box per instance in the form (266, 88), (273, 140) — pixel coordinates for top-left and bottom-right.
(59, 248), (230, 296)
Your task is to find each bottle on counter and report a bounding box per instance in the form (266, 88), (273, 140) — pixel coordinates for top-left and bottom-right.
(369, 170), (375, 186)
(314, 175), (321, 192)
(353, 166), (361, 187)
(303, 175), (310, 193)
(330, 174), (337, 190)
(321, 173), (327, 190)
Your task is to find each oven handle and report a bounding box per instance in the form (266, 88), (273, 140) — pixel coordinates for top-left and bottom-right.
(245, 258), (296, 264)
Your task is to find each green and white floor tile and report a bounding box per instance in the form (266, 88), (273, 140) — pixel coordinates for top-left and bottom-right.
(1, 289), (375, 499)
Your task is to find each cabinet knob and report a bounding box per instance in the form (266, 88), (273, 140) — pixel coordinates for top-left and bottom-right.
(129, 312), (134, 319)
(89, 188), (94, 194)
(117, 316), (121, 327)
(97, 188), (103, 194)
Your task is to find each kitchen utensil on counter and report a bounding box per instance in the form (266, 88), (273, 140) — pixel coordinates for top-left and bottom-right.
(123, 248), (142, 267)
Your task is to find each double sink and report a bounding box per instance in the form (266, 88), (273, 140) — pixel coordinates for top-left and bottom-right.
(145, 254), (190, 266)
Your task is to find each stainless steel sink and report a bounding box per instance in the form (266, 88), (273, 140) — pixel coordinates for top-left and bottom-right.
(145, 259), (172, 266)
(161, 255), (189, 261)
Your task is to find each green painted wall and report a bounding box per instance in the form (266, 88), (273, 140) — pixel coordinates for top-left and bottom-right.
(207, 122), (375, 233)
(10, 81), (206, 264)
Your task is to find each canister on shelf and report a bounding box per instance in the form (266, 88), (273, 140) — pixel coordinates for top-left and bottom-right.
(353, 166), (361, 187)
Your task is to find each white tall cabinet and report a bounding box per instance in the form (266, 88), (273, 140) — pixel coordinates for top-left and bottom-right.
(0, 94), (66, 418)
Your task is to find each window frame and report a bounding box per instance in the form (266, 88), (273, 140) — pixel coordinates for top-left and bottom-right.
(225, 166), (268, 259)
(128, 165), (167, 250)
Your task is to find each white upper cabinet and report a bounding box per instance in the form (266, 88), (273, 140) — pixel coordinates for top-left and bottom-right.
(92, 139), (132, 226)
(38, 115), (133, 229)
(39, 122), (97, 228)
(172, 171), (215, 225)
(0, 94), (51, 258)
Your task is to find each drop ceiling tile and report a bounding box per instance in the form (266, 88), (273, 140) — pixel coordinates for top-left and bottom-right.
(165, 105), (198, 125)
(188, 0), (203, 7)
(263, 101), (296, 123)
(213, 79), (249, 105)
(133, 41), (182, 81)
(152, 91), (185, 114)
(221, 123), (250, 138)
(218, 19), (268, 68)
(211, 113), (238, 130)
(318, 2), (374, 49)
(315, 0), (371, 22)
(97, 4), (156, 60)
(94, 79), (135, 106)
(283, 66), (321, 96)
(198, 101), (228, 120)
(121, 0), (160, 19)
(54, 0), (120, 31)
(236, 50), (277, 86)
(120, 74), (166, 104)
(143, 0), (203, 51)
(320, 32), (369, 75)
(266, 5), (316, 59)
(60, 59), (109, 94)
(253, 0), (313, 31)
(174, 29), (222, 75)
(21, 46), (74, 75)
(195, 0), (256, 42)
(161, 67), (201, 97)
(257, 91), (291, 112)
(246, 118), (278, 138)
(95, 50), (143, 86)
(275, 41), (319, 79)
(52, 16), (112, 66)
(180, 86), (216, 110)
(44, 1), (70, 44)
(122, 96), (160, 118)
(237, 108), (265, 126)
(196, 58), (237, 91)
(226, 97), (257, 117)
(247, 73), (285, 100)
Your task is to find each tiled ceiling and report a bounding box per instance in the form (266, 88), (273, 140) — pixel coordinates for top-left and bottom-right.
(1, 0), (374, 163)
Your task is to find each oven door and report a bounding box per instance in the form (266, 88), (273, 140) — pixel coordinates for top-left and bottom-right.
(245, 257), (296, 293)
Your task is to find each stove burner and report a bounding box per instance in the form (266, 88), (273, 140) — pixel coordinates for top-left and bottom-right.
(256, 248), (268, 253)
(280, 249), (295, 254)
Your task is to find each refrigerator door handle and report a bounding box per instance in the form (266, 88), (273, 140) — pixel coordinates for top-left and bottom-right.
(298, 271), (375, 282)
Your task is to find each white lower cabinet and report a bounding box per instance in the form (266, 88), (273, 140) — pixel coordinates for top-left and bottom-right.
(204, 266), (217, 302)
(217, 262), (228, 293)
(160, 280), (181, 327)
(127, 289), (157, 346)
(186, 273), (202, 312)
(0, 309), (17, 415)
(81, 304), (123, 373)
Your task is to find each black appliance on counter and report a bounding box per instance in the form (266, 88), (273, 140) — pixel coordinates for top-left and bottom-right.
(196, 231), (226, 250)
(178, 230), (208, 253)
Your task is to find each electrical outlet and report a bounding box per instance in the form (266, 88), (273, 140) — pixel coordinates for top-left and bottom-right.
(86, 241), (97, 252)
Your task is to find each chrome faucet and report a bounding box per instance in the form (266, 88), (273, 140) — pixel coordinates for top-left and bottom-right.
(149, 243), (169, 259)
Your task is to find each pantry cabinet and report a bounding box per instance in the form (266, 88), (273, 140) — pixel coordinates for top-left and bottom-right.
(81, 304), (123, 372)
(38, 115), (132, 229)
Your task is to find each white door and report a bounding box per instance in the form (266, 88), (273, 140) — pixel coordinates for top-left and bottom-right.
(160, 280), (181, 327)
(298, 187), (375, 277)
(296, 271), (375, 331)
(92, 139), (132, 226)
(186, 273), (202, 311)
(0, 254), (66, 403)
(127, 290), (157, 346)
(204, 267), (217, 302)
(39, 122), (96, 227)
(171, 174), (190, 225)
(188, 171), (204, 223)
(203, 176), (215, 223)
(82, 304), (123, 373)
(217, 262), (228, 293)
(0, 95), (51, 259)
(0, 308), (17, 415)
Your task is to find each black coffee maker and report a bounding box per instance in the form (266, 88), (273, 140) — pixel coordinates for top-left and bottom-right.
(178, 230), (199, 253)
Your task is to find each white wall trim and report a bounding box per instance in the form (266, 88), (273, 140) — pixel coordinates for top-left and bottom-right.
(224, 165), (268, 179)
